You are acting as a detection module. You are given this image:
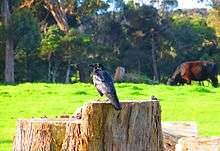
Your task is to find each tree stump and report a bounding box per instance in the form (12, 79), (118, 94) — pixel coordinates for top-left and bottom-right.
(176, 137), (220, 151)
(114, 66), (125, 81)
(13, 100), (163, 151)
(162, 122), (197, 151)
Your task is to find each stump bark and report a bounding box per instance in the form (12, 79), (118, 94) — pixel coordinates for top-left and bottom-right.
(13, 100), (163, 151)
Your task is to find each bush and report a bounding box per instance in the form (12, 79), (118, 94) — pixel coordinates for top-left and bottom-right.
(121, 72), (159, 84)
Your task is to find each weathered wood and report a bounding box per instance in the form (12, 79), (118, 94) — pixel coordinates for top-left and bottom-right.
(13, 100), (163, 151)
(162, 122), (197, 151)
(12, 118), (71, 151)
(176, 137), (220, 151)
(44, 0), (69, 32)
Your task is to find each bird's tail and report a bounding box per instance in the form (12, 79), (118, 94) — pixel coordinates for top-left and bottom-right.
(106, 93), (122, 110)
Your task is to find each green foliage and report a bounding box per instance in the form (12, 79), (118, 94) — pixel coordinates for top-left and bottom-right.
(9, 8), (42, 82)
(10, 8), (41, 53)
(1, 83), (220, 150)
(170, 13), (217, 61)
(207, 8), (220, 45)
(77, 0), (109, 15)
(59, 28), (92, 61)
(39, 25), (64, 58)
(120, 5), (160, 76)
(209, 4), (220, 59)
(71, 70), (80, 83)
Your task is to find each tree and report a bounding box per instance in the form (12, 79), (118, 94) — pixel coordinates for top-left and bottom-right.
(207, 8), (220, 39)
(206, 8), (220, 64)
(170, 13), (218, 62)
(150, 28), (159, 81)
(10, 8), (41, 81)
(120, 4), (160, 79)
(39, 25), (64, 82)
(1, 0), (15, 83)
(59, 28), (92, 83)
(149, 0), (178, 17)
(20, 0), (109, 32)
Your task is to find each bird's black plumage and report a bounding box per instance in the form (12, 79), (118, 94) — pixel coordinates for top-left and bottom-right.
(89, 63), (122, 110)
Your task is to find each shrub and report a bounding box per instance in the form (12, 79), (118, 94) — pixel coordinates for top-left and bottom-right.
(121, 72), (159, 84)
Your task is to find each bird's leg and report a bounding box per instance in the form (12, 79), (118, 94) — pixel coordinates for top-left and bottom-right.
(105, 99), (110, 102)
(97, 96), (103, 101)
(97, 96), (109, 102)
(96, 89), (104, 102)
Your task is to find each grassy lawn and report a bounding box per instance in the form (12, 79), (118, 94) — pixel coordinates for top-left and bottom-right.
(0, 83), (220, 150)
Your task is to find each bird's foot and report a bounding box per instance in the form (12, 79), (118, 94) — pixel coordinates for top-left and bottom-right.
(97, 98), (103, 101)
(96, 98), (109, 102)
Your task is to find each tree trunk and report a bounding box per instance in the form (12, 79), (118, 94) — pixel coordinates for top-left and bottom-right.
(44, 0), (69, 32)
(151, 29), (159, 82)
(51, 66), (57, 83)
(26, 52), (33, 82)
(13, 100), (163, 151)
(75, 63), (88, 82)
(2, 0), (15, 83)
(65, 60), (71, 83)
(47, 54), (52, 82)
(49, 53), (59, 83)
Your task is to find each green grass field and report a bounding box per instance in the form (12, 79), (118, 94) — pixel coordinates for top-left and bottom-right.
(0, 83), (220, 150)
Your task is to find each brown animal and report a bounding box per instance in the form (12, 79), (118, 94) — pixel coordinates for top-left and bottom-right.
(167, 61), (218, 87)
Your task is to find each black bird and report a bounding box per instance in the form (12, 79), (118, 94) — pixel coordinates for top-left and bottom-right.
(89, 63), (122, 110)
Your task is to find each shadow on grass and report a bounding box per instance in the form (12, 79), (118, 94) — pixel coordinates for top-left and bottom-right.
(130, 91), (144, 95)
(132, 86), (143, 90)
(0, 139), (12, 144)
(193, 87), (215, 93)
(0, 82), (20, 86)
(0, 92), (12, 97)
(73, 91), (88, 95)
(47, 91), (58, 94)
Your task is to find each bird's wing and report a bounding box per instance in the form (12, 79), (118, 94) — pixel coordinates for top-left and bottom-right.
(93, 70), (116, 95)
(93, 69), (121, 110)
(92, 74), (104, 96)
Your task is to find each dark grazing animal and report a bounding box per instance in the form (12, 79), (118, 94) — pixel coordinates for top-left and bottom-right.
(89, 63), (122, 110)
(167, 61), (218, 87)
